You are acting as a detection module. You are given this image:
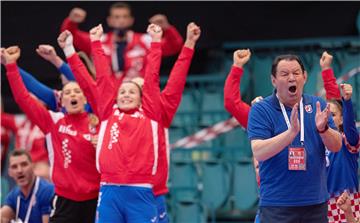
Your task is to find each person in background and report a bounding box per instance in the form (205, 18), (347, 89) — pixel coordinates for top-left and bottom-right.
(60, 2), (183, 83)
(319, 51), (360, 223)
(1, 150), (54, 223)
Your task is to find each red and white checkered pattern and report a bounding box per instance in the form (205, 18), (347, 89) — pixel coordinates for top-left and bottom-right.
(328, 192), (360, 223)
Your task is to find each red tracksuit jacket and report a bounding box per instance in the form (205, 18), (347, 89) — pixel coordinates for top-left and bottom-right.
(6, 63), (100, 201)
(68, 40), (194, 194)
(1, 113), (48, 162)
(61, 18), (183, 83)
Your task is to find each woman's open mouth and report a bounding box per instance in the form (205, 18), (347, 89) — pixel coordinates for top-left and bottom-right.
(70, 99), (78, 106)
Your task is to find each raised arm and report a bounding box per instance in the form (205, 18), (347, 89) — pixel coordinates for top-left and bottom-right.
(224, 49), (251, 128)
(60, 7), (92, 55)
(2, 46), (52, 133)
(149, 14), (184, 56)
(160, 22), (200, 127)
(88, 24), (117, 120)
(340, 83), (360, 149)
(1, 48), (59, 111)
(58, 30), (98, 116)
(36, 44), (76, 81)
(1, 112), (17, 133)
(315, 101), (342, 152)
(320, 51), (341, 100)
(18, 68), (59, 111)
(141, 24), (163, 122)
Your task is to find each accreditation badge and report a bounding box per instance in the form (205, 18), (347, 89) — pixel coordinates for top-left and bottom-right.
(288, 147), (306, 171)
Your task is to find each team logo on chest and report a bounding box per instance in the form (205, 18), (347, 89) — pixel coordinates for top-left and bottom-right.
(304, 104), (313, 113)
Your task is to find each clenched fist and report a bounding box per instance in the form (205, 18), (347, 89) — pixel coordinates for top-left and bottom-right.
(340, 83), (353, 101)
(36, 45), (57, 61)
(147, 23), (163, 42)
(57, 30), (73, 49)
(233, 49), (251, 68)
(89, 24), (103, 42)
(2, 46), (21, 64)
(320, 51), (333, 71)
(149, 14), (170, 30)
(69, 7), (87, 24)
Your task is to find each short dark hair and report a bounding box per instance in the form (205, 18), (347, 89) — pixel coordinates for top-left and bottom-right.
(109, 2), (132, 16)
(9, 150), (32, 163)
(271, 54), (306, 77)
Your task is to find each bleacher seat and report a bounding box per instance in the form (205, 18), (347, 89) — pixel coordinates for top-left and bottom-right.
(304, 62), (321, 96)
(201, 92), (224, 112)
(233, 159), (259, 211)
(170, 152), (200, 202)
(223, 127), (253, 158)
(172, 201), (207, 223)
(252, 55), (274, 98)
(169, 127), (187, 144)
(200, 160), (230, 220)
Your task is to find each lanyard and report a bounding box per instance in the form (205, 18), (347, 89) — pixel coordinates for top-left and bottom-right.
(15, 177), (40, 223)
(279, 97), (305, 145)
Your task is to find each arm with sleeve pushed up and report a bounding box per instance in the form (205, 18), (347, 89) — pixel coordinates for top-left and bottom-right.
(60, 18), (91, 55)
(18, 67), (58, 111)
(224, 66), (251, 128)
(142, 42), (162, 122)
(160, 46), (194, 127)
(5, 63), (53, 133)
(90, 40), (117, 120)
(161, 26), (184, 56)
(321, 68), (341, 100)
(66, 52), (98, 116)
(342, 98), (360, 149)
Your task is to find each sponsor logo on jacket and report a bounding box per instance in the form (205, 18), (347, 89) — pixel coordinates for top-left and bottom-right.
(58, 125), (77, 136)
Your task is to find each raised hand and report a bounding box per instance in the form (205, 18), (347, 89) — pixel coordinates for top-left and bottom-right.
(233, 49), (251, 68)
(340, 83), (353, 101)
(3, 46), (21, 64)
(89, 24), (103, 42)
(315, 101), (331, 133)
(290, 103), (300, 136)
(320, 51), (333, 71)
(57, 30), (73, 49)
(69, 7), (87, 24)
(36, 44), (58, 62)
(149, 14), (170, 30)
(147, 23), (163, 42)
(186, 22), (201, 43)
